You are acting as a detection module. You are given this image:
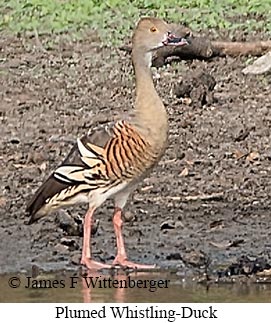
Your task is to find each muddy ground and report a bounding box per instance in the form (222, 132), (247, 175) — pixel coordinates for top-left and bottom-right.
(0, 30), (271, 279)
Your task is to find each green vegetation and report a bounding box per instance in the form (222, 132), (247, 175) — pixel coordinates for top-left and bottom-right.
(0, 1), (270, 43)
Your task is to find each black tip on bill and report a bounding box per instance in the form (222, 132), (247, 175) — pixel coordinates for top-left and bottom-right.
(164, 32), (190, 46)
(169, 37), (189, 45)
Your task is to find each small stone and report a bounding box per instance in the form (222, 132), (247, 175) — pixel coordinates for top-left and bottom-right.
(60, 237), (79, 251)
(179, 167), (189, 177)
(55, 211), (82, 236)
(160, 220), (175, 230)
(242, 52), (271, 75)
(123, 211), (135, 222)
(71, 253), (81, 265)
(166, 252), (182, 260)
(10, 138), (20, 144)
(0, 197), (7, 207)
(54, 243), (69, 253)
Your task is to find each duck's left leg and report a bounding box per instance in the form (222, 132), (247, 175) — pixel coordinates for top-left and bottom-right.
(112, 206), (156, 269)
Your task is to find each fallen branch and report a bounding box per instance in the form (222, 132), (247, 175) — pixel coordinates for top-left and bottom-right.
(212, 40), (271, 57)
(153, 38), (271, 67)
(120, 24), (271, 67)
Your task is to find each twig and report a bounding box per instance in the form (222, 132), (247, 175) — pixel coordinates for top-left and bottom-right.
(34, 28), (48, 53)
(151, 192), (224, 202)
(184, 192), (224, 201)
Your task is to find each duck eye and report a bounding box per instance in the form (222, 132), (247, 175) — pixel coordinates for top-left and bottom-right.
(150, 26), (157, 33)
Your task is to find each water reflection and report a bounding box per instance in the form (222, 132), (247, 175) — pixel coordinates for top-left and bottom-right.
(1, 271), (271, 303)
(80, 271), (170, 302)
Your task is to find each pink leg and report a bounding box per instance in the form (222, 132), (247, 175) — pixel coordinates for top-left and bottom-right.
(81, 207), (110, 270)
(112, 207), (155, 269)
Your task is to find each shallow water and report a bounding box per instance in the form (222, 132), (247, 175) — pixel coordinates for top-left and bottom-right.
(1, 272), (271, 303)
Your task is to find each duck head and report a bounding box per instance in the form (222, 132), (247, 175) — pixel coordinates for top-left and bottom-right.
(132, 17), (189, 54)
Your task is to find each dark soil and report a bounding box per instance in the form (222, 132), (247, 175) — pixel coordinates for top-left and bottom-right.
(1, 32), (271, 279)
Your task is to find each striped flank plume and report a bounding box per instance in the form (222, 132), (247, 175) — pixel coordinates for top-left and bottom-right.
(26, 120), (157, 222)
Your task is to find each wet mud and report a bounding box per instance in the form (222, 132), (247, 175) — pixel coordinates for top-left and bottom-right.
(1, 32), (271, 282)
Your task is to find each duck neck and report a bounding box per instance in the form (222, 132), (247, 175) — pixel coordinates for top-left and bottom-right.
(132, 48), (168, 143)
